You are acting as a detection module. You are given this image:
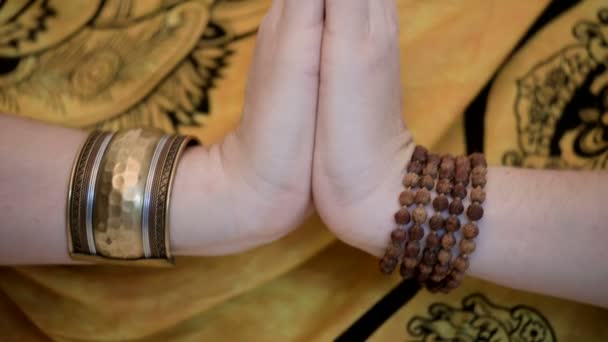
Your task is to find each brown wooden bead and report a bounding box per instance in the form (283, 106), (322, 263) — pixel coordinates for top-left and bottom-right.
(471, 166), (488, 178)
(403, 173), (419, 188)
(390, 228), (408, 243)
(471, 174), (487, 187)
(380, 256), (398, 274)
(402, 257), (418, 269)
(430, 274), (445, 283)
(436, 179), (453, 195)
(437, 249), (452, 265)
(467, 203), (484, 221)
(455, 168), (469, 184)
(394, 207), (411, 224)
(470, 187), (486, 204)
(421, 175), (435, 190)
(470, 153), (487, 168)
(399, 190), (415, 207)
(412, 145), (428, 163)
(453, 256), (470, 272)
(426, 232), (441, 248)
(400, 264), (415, 278)
(455, 155), (470, 168)
(404, 241), (420, 257)
(445, 215), (461, 232)
(439, 155), (455, 178)
(462, 223), (479, 239)
(432, 195), (449, 212)
(385, 243), (403, 258)
(452, 183), (467, 199)
(451, 270), (466, 282)
(409, 224), (425, 241)
(449, 199), (465, 215)
(428, 153), (441, 166)
(441, 232), (456, 249)
(407, 161), (423, 174)
(418, 264), (433, 276)
(421, 248), (436, 265)
(412, 206), (427, 224)
(460, 239), (476, 255)
(414, 189), (431, 205)
(433, 264), (449, 276)
(445, 278), (461, 289)
(429, 214), (444, 231)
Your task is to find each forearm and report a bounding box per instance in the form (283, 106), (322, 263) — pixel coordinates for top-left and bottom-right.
(472, 166), (608, 307)
(0, 115), (286, 265)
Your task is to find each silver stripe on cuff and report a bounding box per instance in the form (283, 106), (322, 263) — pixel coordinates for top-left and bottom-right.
(142, 135), (170, 258)
(85, 133), (114, 256)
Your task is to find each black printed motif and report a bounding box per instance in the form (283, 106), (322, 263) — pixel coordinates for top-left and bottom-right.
(407, 293), (556, 342)
(504, 8), (608, 169)
(0, 0), (258, 133)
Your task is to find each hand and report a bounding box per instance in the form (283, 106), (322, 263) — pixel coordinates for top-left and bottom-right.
(313, 0), (414, 257)
(172, 0), (324, 254)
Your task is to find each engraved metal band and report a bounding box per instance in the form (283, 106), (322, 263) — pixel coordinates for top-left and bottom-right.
(147, 135), (193, 260)
(67, 131), (114, 255)
(85, 133), (114, 255)
(142, 135), (171, 258)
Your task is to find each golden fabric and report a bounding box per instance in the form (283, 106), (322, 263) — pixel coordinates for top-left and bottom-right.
(1, 1), (607, 340)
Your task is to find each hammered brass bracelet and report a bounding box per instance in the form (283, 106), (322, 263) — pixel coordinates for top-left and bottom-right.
(67, 128), (194, 266)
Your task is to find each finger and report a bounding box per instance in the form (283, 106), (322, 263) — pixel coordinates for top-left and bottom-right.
(325, 0), (369, 39)
(222, 0), (324, 197)
(318, 0), (406, 193)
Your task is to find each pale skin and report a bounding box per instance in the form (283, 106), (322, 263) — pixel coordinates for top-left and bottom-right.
(0, 0), (607, 309)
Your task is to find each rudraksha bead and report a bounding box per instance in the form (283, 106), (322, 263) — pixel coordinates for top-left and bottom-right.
(399, 190), (415, 207)
(462, 223), (479, 239)
(412, 206), (427, 224)
(470, 187), (486, 203)
(426, 232), (441, 248)
(402, 257), (418, 269)
(437, 249), (451, 265)
(470, 153), (487, 168)
(407, 161), (423, 174)
(472, 174), (487, 187)
(390, 228), (408, 243)
(449, 199), (464, 215)
(432, 195), (449, 211)
(404, 241), (420, 257)
(409, 224), (425, 241)
(421, 175), (435, 190)
(412, 146), (428, 163)
(460, 239), (476, 255)
(467, 203), (484, 221)
(386, 243), (403, 258)
(436, 179), (453, 194)
(445, 215), (461, 232)
(380, 256), (398, 275)
(429, 214), (444, 231)
(414, 188), (431, 205)
(421, 248), (436, 265)
(394, 207), (411, 224)
(453, 256), (470, 272)
(452, 183), (467, 199)
(403, 173), (420, 188)
(441, 232), (456, 249)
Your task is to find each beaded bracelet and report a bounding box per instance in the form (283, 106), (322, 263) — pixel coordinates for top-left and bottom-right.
(380, 145), (487, 294)
(67, 128), (195, 266)
(379, 146), (427, 275)
(444, 154), (486, 287)
(400, 146), (430, 279)
(417, 153), (440, 283)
